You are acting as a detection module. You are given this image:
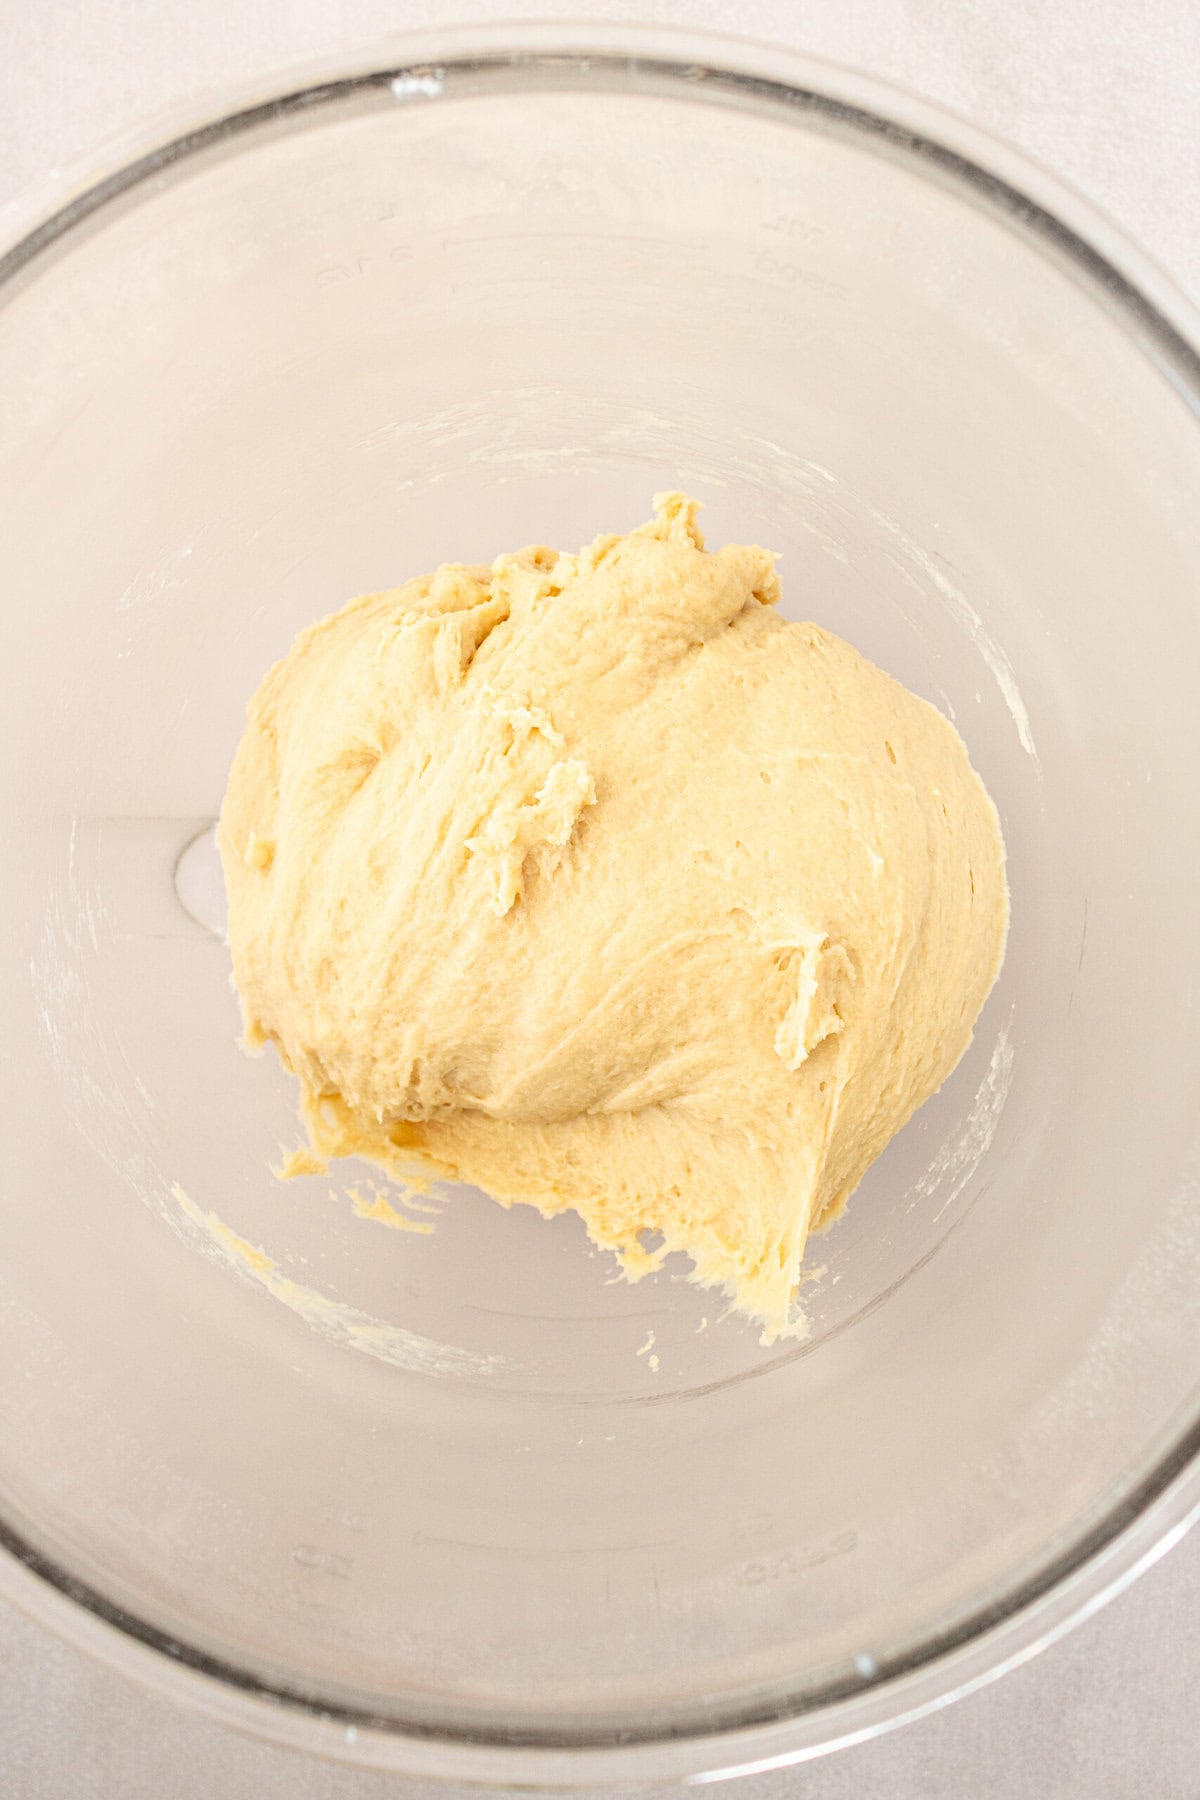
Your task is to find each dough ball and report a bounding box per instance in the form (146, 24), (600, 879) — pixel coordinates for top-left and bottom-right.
(220, 495), (1007, 1337)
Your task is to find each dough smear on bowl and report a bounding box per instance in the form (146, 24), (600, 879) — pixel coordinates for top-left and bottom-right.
(219, 494), (1007, 1339)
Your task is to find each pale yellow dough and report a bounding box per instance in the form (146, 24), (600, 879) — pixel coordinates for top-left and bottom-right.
(220, 496), (1007, 1338)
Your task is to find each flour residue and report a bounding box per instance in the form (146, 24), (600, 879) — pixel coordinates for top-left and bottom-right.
(868, 508), (1040, 773)
(925, 1013), (1016, 1222)
(170, 1184), (508, 1378)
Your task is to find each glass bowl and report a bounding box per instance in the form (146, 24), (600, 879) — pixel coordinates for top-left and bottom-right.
(1, 22), (1198, 1785)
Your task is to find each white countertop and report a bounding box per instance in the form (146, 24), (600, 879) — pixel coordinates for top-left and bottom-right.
(2, 3), (1198, 1795)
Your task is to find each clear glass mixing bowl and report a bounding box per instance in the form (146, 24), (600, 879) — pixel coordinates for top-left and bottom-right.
(2, 23), (1199, 1785)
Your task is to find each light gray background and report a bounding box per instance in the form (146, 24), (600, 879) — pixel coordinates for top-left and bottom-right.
(1, 2), (1198, 1796)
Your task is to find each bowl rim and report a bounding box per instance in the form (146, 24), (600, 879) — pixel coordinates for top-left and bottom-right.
(2, 19), (1198, 1784)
